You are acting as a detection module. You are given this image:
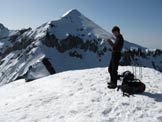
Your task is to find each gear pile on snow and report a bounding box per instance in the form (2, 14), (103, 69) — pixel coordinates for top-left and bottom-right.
(117, 71), (146, 97)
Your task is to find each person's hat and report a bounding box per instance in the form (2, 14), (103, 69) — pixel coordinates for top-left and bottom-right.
(112, 26), (120, 32)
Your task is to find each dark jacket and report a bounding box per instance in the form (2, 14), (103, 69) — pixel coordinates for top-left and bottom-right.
(113, 34), (124, 53)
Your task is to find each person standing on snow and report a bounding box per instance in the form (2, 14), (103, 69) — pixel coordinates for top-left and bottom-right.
(107, 26), (124, 89)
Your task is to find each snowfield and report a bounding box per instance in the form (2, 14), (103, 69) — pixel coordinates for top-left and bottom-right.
(0, 66), (162, 122)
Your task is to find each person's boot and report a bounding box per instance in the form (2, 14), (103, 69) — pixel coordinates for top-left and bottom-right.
(107, 81), (111, 85)
(117, 75), (121, 80)
(108, 82), (117, 89)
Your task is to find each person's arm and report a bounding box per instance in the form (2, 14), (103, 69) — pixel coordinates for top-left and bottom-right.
(113, 35), (124, 52)
(107, 39), (115, 49)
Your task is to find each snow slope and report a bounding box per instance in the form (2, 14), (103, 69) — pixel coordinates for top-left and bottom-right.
(0, 66), (162, 122)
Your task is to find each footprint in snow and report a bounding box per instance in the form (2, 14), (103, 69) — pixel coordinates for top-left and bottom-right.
(69, 93), (74, 96)
(70, 110), (78, 114)
(19, 114), (28, 120)
(24, 103), (32, 109)
(121, 102), (130, 106)
(91, 97), (101, 102)
(90, 87), (96, 91)
(46, 115), (51, 119)
(102, 108), (112, 116)
(77, 87), (83, 91)
(86, 112), (93, 117)
(59, 115), (64, 119)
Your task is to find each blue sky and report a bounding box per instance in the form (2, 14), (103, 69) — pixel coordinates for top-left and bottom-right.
(0, 0), (162, 49)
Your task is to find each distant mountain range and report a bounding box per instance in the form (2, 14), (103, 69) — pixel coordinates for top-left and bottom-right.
(0, 9), (162, 85)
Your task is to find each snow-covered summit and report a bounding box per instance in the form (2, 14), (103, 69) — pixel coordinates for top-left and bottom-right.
(48, 9), (112, 40)
(0, 67), (162, 122)
(62, 9), (82, 18)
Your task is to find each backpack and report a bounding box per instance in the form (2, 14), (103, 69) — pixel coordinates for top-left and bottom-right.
(117, 71), (146, 97)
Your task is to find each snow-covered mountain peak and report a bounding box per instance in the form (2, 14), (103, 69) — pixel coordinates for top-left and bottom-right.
(48, 9), (112, 40)
(0, 23), (9, 38)
(0, 23), (9, 32)
(0, 23), (6, 28)
(62, 9), (82, 18)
